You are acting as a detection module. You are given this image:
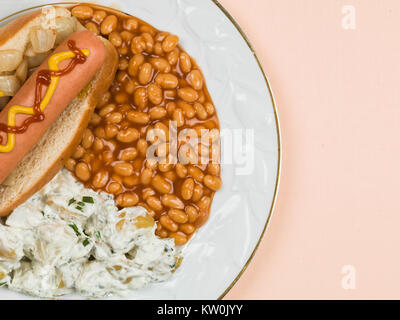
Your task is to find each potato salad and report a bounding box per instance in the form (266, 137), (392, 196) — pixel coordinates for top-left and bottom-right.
(0, 169), (179, 298)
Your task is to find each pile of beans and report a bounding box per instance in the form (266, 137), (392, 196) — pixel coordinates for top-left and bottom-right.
(66, 5), (221, 245)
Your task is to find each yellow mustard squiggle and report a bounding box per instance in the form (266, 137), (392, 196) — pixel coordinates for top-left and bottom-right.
(0, 49), (90, 153)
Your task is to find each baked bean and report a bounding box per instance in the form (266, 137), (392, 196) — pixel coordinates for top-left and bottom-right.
(198, 90), (206, 103)
(82, 152), (94, 164)
(142, 188), (156, 200)
(194, 102), (208, 120)
(181, 178), (195, 200)
(137, 139), (148, 156)
(175, 162), (187, 178)
(169, 232), (188, 245)
(172, 108), (185, 127)
(123, 175), (140, 188)
(156, 31), (170, 42)
(102, 151), (114, 164)
(127, 111), (150, 125)
(113, 162), (134, 177)
(146, 158), (158, 170)
(179, 223), (195, 235)
(187, 70), (203, 90)
(118, 147), (138, 161)
(99, 103), (116, 117)
(178, 101), (195, 119)
(65, 158), (76, 171)
(168, 209), (188, 224)
(112, 174), (123, 184)
(75, 162), (91, 181)
(73, 145), (85, 159)
(179, 52), (192, 73)
(142, 32), (154, 53)
(114, 91), (129, 104)
(155, 73), (178, 89)
(204, 102), (215, 116)
(162, 35), (179, 52)
(165, 90), (176, 100)
(106, 112), (123, 124)
(116, 192), (139, 207)
(154, 122), (169, 141)
(85, 22), (99, 35)
(187, 165), (204, 183)
(185, 206), (199, 223)
(119, 31), (132, 42)
(94, 127), (106, 139)
(138, 63), (153, 85)
(131, 36), (146, 54)
(128, 54), (145, 77)
(98, 91), (111, 107)
(168, 48), (179, 65)
(101, 15), (117, 35)
(166, 102), (176, 117)
(149, 106), (167, 120)
(90, 113), (101, 126)
(107, 181), (123, 195)
(150, 57), (171, 73)
(147, 83), (163, 105)
(207, 163), (220, 176)
(178, 144), (198, 165)
(81, 129), (94, 149)
(71, 5), (93, 19)
(140, 25), (157, 36)
(163, 170), (177, 182)
(116, 127), (139, 143)
(159, 215), (178, 232)
(146, 196), (163, 211)
(151, 175), (171, 194)
(154, 42), (163, 55)
(93, 10), (107, 23)
(211, 143), (221, 163)
(124, 80), (135, 94)
(161, 194), (184, 209)
(109, 31), (122, 47)
(118, 46), (129, 56)
(157, 228), (169, 238)
(133, 87), (148, 110)
(123, 18), (139, 31)
(197, 196), (211, 211)
(92, 170), (109, 189)
(192, 184), (203, 202)
(105, 124), (118, 139)
(178, 87), (199, 103)
(203, 175), (222, 191)
(158, 162), (173, 173)
(140, 168), (153, 185)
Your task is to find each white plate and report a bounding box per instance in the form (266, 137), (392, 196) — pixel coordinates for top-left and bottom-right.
(0, 0), (280, 300)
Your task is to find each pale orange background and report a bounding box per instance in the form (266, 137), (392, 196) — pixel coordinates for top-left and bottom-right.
(221, 0), (400, 299)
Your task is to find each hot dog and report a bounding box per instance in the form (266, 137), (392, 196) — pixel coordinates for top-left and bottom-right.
(0, 30), (105, 184)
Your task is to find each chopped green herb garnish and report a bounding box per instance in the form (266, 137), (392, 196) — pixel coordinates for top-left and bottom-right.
(82, 238), (90, 247)
(41, 211), (45, 216)
(95, 231), (101, 239)
(75, 206), (83, 212)
(82, 196), (94, 204)
(68, 198), (76, 206)
(0, 282), (6, 287)
(77, 202), (86, 207)
(68, 224), (81, 237)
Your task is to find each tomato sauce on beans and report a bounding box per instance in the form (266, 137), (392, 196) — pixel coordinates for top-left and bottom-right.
(68, 4), (221, 245)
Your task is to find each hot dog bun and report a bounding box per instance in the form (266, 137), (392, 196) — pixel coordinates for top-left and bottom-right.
(0, 10), (118, 216)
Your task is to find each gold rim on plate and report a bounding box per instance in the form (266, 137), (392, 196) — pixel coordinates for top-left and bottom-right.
(0, 1), (282, 300)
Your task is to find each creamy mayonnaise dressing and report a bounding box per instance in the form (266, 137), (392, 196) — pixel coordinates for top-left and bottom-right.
(0, 169), (179, 298)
